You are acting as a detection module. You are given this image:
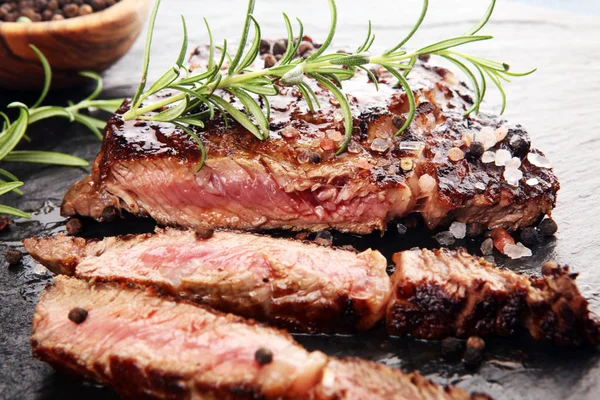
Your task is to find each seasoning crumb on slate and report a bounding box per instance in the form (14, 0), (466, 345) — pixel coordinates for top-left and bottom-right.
(463, 336), (485, 365)
(314, 230), (333, 246)
(0, 216), (11, 231)
(194, 225), (214, 240)
(466, 222), (484, 238)
(68, 307), (88, 324)
(0, 0), (122, 22)
(5, 248), (23, 265)
(441, 337), (465, 360)
(254, 347), (273, 365)
(539, 218), (558, 236)
(66, 218), (83, 235)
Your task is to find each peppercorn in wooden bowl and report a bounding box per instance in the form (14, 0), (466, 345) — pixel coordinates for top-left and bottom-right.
(0, 0), (150, 90)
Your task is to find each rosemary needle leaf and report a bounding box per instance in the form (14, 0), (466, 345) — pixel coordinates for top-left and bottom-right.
(28, 106), (74, 124)
(386, 0), (428, 54)
(0, 204), (30, 219)
(0, 178), (22, 195)
(484, 68), (507, 114)
(79, 71), (103, 102)
(2, 151), (88, 167)
(0, 168), (20, 183)
(297, 83), (316, 112)
(176, 15), (189, 66)
(204, 18), (215, 69)
(237, 15), (262, 72)
(356, 20), (372, 53)
(0, 107), (29, 161)
(307, 0), (337, 60)
(209, 96), (263, 140)
(311, 73), (352, 154)
(85, 99), (123, 114)
(439, 53), (481, 115)
(358, 66), (379, 91)
(465, 0), (496, 36)
(229, 0), (256, 75)
(73, 114), (104, 140)
(0, 181), (25, 196)
(131, 0), (162, 108)
(416, 35), (493, 55)
(384, 66), (415, 136)
(148, 98), (188, 122)
(146, 65), (182, 97)
(29, 45), (52, 109)
(173, 123), (207, 171)
(280, 13), (296, 65)
(230, 88), (270, 139)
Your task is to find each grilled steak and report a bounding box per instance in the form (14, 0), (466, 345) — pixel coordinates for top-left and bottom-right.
(386, 249), (600, 345)
(61, 47), (558, 234)
(311, 358), (491, 400)
(23, 228), (390, 333)
(32, 276), (488, 399)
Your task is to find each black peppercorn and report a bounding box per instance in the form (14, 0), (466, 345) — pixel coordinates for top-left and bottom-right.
(509, 136), (531, 158)
(468, 141), (485, 159)
(254, 347), (273, 365)
(396, 223), (407, 235)
(392, 115), (406, 130)
(441, 337), (465, 360)
(194, 225), (214, 240)
(463, 336), (485, 365)
(519, 227), (540, 247)
(5, 248), (23, 265)
(539, 218), (558, 236)
(259, 39), (271, 55)
(263, 54), (276, 68)
(68, 307), (88, 324)
(66, 218), (83, 235)
(101, 205), (117, 222)
(466, 222), (484, 238)
(62, 3), (78, 17)
(309, 152), (321, 164)
(272, 40), (287, 55)
(297, 41), (313, 56)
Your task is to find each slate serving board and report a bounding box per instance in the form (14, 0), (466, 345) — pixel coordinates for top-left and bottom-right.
(1, 1), (599, 399)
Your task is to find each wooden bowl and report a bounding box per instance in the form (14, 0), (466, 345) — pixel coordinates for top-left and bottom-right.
(0, 0), (151, 91)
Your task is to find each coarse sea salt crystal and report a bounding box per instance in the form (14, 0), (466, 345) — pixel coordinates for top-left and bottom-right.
(526, 177), (540, 186)
(527, 153), (552, 169)
(505, 157), (522, 170)
(475, 182), (487, 191)
(399, 141), (423, 151)
(481, 151), (496, 163)
(481, 238), (494, 255)
(419, 174), (437, 193)
(475, 127), (497, 150)
(494, 125), (509, 142)
(503, 242), (532, 259)
(504, 168), (523, 186)
(495, 149), (512, 166)
(435, 231), (456, 246)
(449, 222), (467, 239)
(370, 138), (392, 152)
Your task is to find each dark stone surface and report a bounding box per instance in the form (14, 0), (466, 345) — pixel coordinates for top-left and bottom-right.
(1, 1), (599, 399)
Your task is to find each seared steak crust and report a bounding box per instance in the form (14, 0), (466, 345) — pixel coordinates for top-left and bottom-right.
(386, 249), (599, 345)
(32, 277), (487, 400)
(23, 228), (390, 333)
(62, 47), (558, 234)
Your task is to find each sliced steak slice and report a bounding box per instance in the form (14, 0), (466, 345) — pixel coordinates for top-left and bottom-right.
(23, 228), (390, 333)
(61, 48), (558, 234)
(386, 249), (600, 345)
(32, 276), (488, 400)
(311, 358), (491, 400)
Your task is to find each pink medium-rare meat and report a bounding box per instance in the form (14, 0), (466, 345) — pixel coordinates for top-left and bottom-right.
(61, 45), (559, 234)
(386, 249), (600, 345)
(23, 228), (390, 333)
(31, 276), (328, 399)
(32, 276), (489, 400)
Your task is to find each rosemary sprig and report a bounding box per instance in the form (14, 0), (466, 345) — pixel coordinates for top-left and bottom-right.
(0, 45), (122, 218)
(122, 0), (534, 169)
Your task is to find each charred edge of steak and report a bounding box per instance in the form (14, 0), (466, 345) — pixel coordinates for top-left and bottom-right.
(525, 265), (600, 346)
(386, 249), (599, 346)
